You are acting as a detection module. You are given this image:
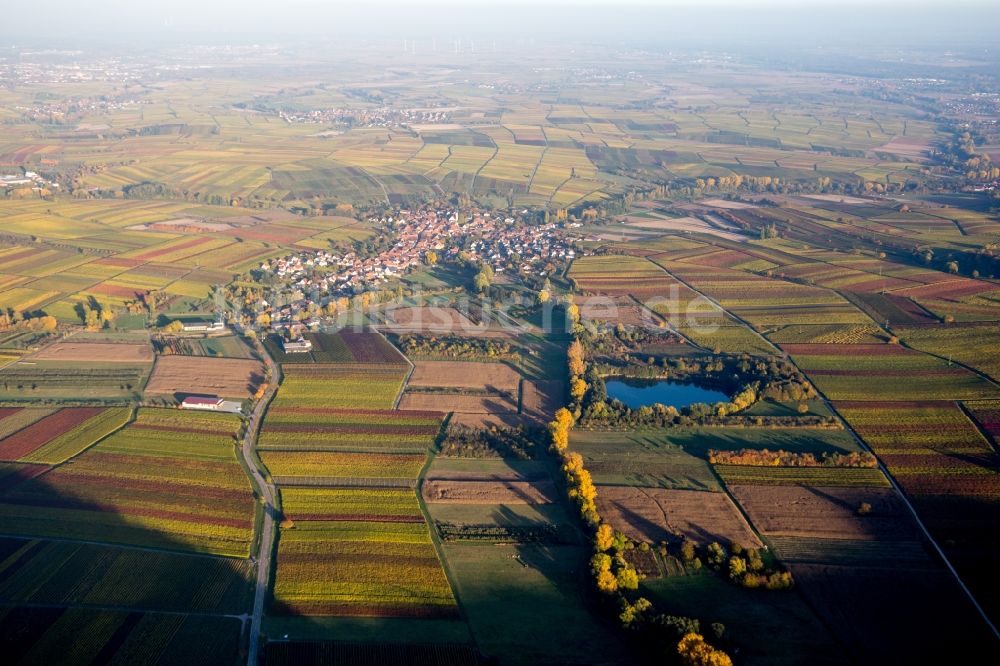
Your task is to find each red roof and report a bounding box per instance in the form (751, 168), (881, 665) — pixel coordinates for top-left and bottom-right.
(182, 396), (222, 406)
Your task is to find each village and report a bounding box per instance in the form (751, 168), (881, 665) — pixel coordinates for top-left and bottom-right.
(276, 106), (452, 128)
(255, 207), (575, 332)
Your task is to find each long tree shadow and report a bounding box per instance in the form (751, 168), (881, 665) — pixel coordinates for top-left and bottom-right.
(0, 470), (253, 664)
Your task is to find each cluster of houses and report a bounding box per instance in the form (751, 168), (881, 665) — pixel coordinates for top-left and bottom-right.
(0, 170), (61, 194)
(3, 57), (147, 86)
(14, 96), (147, 124)
(255, 207), (574, 329)
(277, 107), (452, 128)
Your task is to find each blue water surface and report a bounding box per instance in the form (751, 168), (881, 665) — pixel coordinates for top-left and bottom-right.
(605, 378), (729, 409)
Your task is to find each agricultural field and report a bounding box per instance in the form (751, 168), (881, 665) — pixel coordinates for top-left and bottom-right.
(262, 334), (459, 639)
(0, 339), (155, 402)
(2, 29), (1000, 665)
(594, 486), (761, 548)
(395, 352), (557, 428)
(0, 536), (252, 613)
(152, 334), (257, 359)
(27, 340), (153, 363)
(265, 330), (406, 365)
(727, 485), (920, 542)
(419, 453), (622, 665)
(568, 255), (678, 296)
(834, 401), (1000, 621)
(639, 574), (847, 665)
(1, 406), (130, 464)
(712, 465), (891, 487)
(422, 458), (559, 507)
(782, 343), (1000, 401)
(0, 606), (243, 666)
(272, 518), (457, 618)
(144, 355), (265, 401)
(788, 565), (997, 664)
(0, 408), (254, 556)
(261, 450), (427, 485)
(895, 324), (1000, 381)
(272, 364), (408, 410)
(407, 360), (521, 392)
(260, 406), (442, 454)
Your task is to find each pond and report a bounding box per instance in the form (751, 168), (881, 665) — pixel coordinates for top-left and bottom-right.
(605, 378), (730, 409)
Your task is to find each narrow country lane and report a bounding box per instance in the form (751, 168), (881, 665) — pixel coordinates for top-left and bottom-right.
(238, 334), (281, 665)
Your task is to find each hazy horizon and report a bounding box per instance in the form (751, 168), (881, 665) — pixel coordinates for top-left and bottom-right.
(2, 2), (998, 51)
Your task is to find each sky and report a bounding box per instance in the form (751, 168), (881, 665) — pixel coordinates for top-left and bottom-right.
(2, 1), (998, 50)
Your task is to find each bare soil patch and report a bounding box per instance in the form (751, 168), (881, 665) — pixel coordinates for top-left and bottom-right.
(408, 360), (520, 392)
(520, 380), (563, 422)
(728, 485), (918, 541)
(801, 194), (872, 205)
(399, 392), (518, 414)
(30, 342), (153, 364)
(579, 295), (658, 328)
(390, 306), (479, 329)
(699, 199), (757, 210)
(145, 355), (265, 399)
(422, 479), (557, 504)
(596, 486), (762, 548)
(879, 137), (932, 161)
(447, 413), (534, 428)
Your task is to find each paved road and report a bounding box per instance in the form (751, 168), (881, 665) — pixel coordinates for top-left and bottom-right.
(239, 337), (281, 666)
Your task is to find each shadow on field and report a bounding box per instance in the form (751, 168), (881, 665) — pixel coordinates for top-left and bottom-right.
(0, 471), (251, 664)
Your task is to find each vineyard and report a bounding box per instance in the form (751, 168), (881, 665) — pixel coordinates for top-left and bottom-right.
(0, 407), (117, 462)
(263, 341), (459, 629)
(0, 408), (255, 556)
(713, 465), (891, 487)
(265, 330), (407, 365)
(835, 400), (1000, 621)
(0, 606), (242, 665)
(272, 517), (457, 617)
(782, 343), (1000, 401)
(260, 407), (442, 454)
(273, 365), (408, 409)
(0, 536), (252, 613)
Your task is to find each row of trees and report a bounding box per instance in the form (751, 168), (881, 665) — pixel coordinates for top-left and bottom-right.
(707, 448), (878, 468)
(0, 309), (57, 332)
(548, 336), (734, 665)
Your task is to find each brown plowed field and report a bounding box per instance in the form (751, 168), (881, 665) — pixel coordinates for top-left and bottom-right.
(728, 485), (918, 541)
(390, 306), (479, 328)
(595, 486), (762, 548)
(145, 356), (265, 399)
(520, 380), (563, 421)
(30, 342), (153, 363)
(422, 479), (557, 504)
(398, 393), (517, 414)
(408, 360), (520, 391)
